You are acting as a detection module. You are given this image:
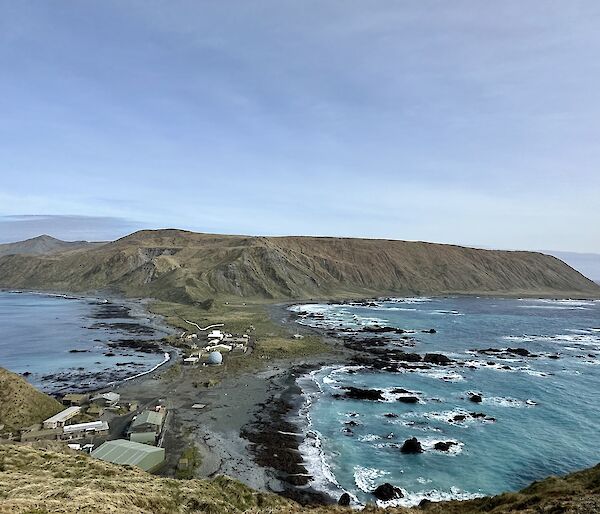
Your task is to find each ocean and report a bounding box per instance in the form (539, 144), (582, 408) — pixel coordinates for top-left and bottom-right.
(0, 291), (172, 394)
(291, 297), (600, 507)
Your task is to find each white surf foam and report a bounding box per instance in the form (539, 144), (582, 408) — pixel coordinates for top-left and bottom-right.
(353, 465), (391, 493)
(377, 487), (483, 508)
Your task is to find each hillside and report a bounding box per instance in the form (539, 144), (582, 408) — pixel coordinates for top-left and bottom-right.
(0, 443), (598, 513)
(0, 235), (100, 258)
(0, 230), (598, 303)
(0, 368), (62, 433)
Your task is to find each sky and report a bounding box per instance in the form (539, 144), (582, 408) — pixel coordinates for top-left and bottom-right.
(0, 1), (599, 252)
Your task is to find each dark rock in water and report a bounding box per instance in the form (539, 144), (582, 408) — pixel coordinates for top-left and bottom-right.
(391, 388), (411, 394)
(507, 347), (531, 357)
(69, 349), (88, 353)
(422, 328), (437, 334)
(338, 492), (351, 506)
(548, 354), (560, 359)
(470, 412), (487, 418)
(343, 387), (384, 401)
(434, 441), (458, 452)
(22, 371), (31, 377)
(397, 396), (419, 404)
(423, 353), (453, 365)
(372, 482), (404, 501)
(91, 322), (155, 336)
(108, 339), (161, 354)
(342, 427), (353, 435)
(104, 352), (116, 357)
(345, 420), (360, 427)
(419, 498), (433, 508)
(452, 414), (466, 422)
(400, 437), (423, 454)
(469, 393), (483, 403)
(363, 325), (395, 333)
(384, 413), (398, 418)
(397, 352), (422, 363)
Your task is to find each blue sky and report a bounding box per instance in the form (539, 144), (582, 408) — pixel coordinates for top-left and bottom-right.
(1, 1), (599, 251)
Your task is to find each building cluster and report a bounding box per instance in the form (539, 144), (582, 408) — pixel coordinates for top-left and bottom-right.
(90, 405), (167, 472)
(181, 329), (249, 366)
(19, 388), (169, 472)
(127, 406), (166, 446)
(20, 391), (122, 443)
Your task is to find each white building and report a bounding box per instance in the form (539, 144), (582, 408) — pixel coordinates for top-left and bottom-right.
(43, 407), (81, 429)
(205, 344), (232, 353)
(91, 392), (121, 407)
(62, 420), (109, 440)
(207, 330), (224, 341)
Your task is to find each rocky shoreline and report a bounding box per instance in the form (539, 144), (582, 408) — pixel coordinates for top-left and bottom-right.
(255, 299), (533, 507)
(4, 291), (176, 395)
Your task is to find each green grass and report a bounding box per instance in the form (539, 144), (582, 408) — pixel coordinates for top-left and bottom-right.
(175, 445), (201, 480)
(151, 300), (331, 375)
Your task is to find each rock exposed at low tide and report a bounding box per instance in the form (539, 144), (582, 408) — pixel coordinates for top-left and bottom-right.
(400, 437), (423, 454)
(372, 482), (404, 501)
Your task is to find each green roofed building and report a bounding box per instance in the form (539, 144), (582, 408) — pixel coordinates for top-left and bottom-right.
(129, 431), (157, 445)
(130, 410), (165, 434)
(91, 439), (165, 472)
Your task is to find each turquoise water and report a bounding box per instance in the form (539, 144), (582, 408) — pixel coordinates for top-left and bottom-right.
(291, 297), (600, 507)
(0, 291), (170, 393)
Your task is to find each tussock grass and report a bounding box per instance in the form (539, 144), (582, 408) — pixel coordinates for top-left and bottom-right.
(0, 444), (598, 513)
(0, 368), (62, 433)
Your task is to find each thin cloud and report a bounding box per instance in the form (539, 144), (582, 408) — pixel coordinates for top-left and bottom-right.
(0, 215), (148, 243)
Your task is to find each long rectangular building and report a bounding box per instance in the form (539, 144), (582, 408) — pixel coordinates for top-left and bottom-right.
(43, 407), (81, 429)
(62, 420), (109, 440)
(91, 439), (165, 472)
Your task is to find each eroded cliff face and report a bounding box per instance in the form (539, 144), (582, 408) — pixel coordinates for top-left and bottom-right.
(0, 229), (598, 302)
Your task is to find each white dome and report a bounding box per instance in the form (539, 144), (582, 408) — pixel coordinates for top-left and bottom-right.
(207, 351), (223, 365)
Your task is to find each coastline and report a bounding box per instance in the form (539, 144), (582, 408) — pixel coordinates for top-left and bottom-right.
(7, 291), (598, 508)
(0, 289), (178, 395)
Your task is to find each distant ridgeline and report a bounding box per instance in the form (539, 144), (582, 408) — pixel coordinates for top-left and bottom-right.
(0, 230), (598, 304)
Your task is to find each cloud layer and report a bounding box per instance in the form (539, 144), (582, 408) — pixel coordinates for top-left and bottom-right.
(0, 2), (599, 251)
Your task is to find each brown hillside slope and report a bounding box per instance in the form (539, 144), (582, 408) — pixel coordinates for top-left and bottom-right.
(0, 368), (62, 432)
(0, 443), (598, 513)
(0, 235), (100, 257)
(0, 229), (598, 302)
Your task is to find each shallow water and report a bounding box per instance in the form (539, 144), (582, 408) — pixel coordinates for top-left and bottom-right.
(0, 291), (171, 393)
(291, 297), (600, 507)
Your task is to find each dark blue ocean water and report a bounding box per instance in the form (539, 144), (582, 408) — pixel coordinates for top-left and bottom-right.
(0, 291), (169, 393)
(291, 297), (600, 507)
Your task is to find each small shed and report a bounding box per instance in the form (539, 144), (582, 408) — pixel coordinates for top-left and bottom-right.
(91, 439), (165, 472)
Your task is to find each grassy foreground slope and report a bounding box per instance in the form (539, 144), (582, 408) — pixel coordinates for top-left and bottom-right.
(0, 368), (62, 433)
(0, 444), (598, 513)
(0, 229), (598, 302)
